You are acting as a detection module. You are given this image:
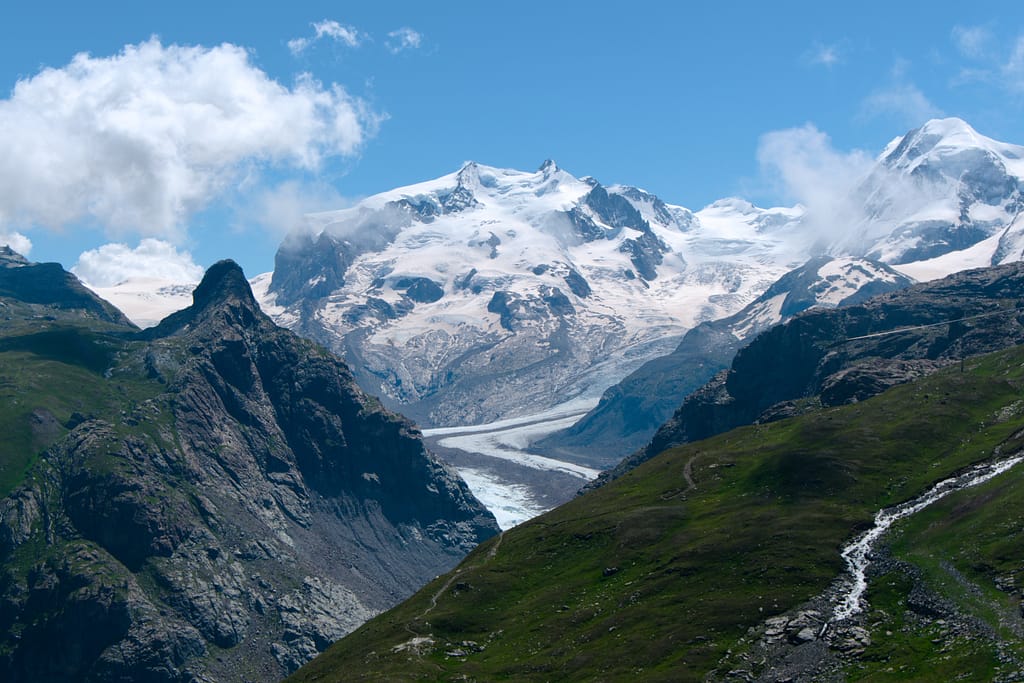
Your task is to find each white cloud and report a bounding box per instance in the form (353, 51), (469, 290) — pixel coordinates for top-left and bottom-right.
(757, 124), (946, 255)
(386, 28), (423, 54)
(948, 28), (1024, 96)
(72, 238), (204, 287)
(807, 42), (841, 68)
(289, 20), (363, 55)
(859, 83), (943, 127)
(758, 124), (872, 211)
(0, 38), (379, 242)
(757, 124), (875, 249)
(952, 25), (993, 60)
(1005, 35), (1024, 94)
(240, 180), (351, 236)
(0, 231), (32, 256)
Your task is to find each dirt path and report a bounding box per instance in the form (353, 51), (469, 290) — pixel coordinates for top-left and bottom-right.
(401, 530), (506, 640)
(683, 454), (698, 492)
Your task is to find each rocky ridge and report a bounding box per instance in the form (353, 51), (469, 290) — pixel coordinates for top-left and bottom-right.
(593, 261), (1024, 488)
(0, 256), (498, 681)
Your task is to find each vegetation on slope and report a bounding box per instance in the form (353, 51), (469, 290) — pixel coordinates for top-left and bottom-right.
(291, 344), (1024, 682)
(0, 306), (154, 497)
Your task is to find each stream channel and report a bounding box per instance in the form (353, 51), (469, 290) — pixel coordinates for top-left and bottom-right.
(832, 453), (1024, 623)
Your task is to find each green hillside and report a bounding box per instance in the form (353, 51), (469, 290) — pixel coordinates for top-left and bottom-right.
(291, 344), (1024, 682)
(0, 311), (154, 497)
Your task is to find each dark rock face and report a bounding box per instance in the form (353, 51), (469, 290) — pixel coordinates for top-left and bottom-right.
(594, 261), (1024, 487)
(395, 277), (444, 304)
(0, 259), (498, 682)
(269, 231), (354, 308)
(0, 247), (131, 326)
(618, 230), (668, 281)
(563, 268), (591, 298)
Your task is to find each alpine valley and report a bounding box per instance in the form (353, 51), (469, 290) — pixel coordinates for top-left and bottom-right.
(10, 116), (1024, 683)
(87, 118), (1024, 522)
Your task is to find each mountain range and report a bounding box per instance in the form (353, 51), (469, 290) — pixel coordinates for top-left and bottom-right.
(3, 116), (1024, 682)
(88, 119), (1024, 443)
(71, 116), (1024, 525)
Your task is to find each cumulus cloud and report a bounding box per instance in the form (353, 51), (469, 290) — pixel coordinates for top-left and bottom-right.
(0, 231), (32, 256)
(72, 238), (204, 287)
(289, 20), (363, 55)
(0, 38), (379, 242)
(859, 83), (944, 126)
(386, 28), (423, 54)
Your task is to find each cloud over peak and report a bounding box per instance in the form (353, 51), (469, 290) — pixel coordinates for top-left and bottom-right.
(0, 38), (379, 241)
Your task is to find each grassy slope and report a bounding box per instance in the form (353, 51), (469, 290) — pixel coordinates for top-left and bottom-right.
(291, 346), (1024, 682)
(850, 444), (1024, 680)
(0, 312), (160, 496)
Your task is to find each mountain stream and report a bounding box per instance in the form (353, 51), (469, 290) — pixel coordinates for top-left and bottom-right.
(832, 454), (1024, 623)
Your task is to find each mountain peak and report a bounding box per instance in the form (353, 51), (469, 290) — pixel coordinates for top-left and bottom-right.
(538, 158), (559, 174)
(141, 259), (260, 339)
(917, 116), (978, 138)
(191, 259), (255, 311)
(884, 117), (995, 165)
(0, 245), (29, 268)
(455, 160), (482, 189)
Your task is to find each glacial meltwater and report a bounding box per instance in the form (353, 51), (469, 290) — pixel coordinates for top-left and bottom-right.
(832, 454), (1024, 623)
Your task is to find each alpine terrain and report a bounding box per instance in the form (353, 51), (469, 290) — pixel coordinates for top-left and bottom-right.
(255, 160), (807, 428)
(538, 116), (1024, 466)
(0, 248), (498, 682)
(288, 260), (1024, 682)
(80, 117), (1024, 525)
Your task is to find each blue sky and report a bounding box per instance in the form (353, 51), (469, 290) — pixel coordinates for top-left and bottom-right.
(1, 0), (1023, 282)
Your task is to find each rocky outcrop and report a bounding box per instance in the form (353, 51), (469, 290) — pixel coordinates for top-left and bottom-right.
(0, 245), (132, 325)
(0, 258), (498, 681)
(594, 261), (1024, 487)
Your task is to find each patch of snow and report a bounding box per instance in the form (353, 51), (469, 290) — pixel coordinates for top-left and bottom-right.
(85, 277), (196, 328)
(893, 232), (1003, 282)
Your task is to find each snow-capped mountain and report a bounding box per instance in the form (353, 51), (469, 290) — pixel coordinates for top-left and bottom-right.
(83, 118), (1024, 438)
(534, 256), (915, 466)
(833, 117), (1024, 278)
(258, 161), (806, 426)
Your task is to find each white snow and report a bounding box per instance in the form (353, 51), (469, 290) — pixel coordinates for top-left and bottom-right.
(893, 233), (1003, 282)
(813, 257), (899, 305)
(85, 277), (196, 328)
(731, 293), (787, 340)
